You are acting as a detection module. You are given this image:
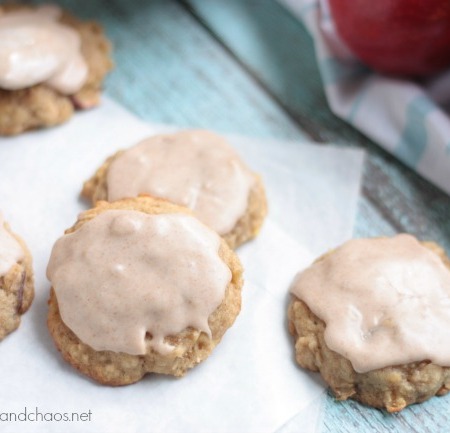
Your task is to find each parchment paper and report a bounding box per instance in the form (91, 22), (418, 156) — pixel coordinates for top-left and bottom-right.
(0, 98), (364, 433)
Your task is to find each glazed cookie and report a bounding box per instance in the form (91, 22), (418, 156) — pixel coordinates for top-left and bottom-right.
(0, 214), (34, 339)
(0, 4), (112, 136)
(47, 196), (243, 385)
(82, 130), (267, 249)
(288, 234), (450, 412)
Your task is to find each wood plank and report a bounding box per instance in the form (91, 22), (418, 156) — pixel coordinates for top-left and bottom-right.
(186, 0), (450, 252)
(41, 0), (307, 141)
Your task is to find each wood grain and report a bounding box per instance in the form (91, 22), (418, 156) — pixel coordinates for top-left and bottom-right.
(186, 0), (450, 252)
(50, 0), (308, 140)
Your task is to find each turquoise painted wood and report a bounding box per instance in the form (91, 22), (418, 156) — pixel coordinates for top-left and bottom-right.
(28, 0), (450, 431)
(187, 0), (450, 252)
(46, 0), (306, 140)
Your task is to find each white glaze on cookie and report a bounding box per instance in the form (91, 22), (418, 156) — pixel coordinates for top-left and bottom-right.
(0, 214), (24, 276)
(47, 210), (232, 355)
(290, 234), (450, 373)
(0, 5), (87, 94)
(106, 130), (255, 235)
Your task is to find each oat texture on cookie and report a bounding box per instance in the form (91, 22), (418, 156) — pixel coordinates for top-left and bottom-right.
(288, 235), (450, 412)
(0, 4), (112, 135)
(0, 213), (34, 340)
(47, 197), (243, 385)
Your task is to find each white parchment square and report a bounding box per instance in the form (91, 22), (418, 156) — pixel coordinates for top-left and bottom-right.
(0, 98), (364, 433)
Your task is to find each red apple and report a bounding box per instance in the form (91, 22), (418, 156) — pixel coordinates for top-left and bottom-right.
(328, 0), (450, 77)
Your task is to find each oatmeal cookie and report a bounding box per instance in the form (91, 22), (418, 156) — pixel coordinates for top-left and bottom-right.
(288, 235), (450, 412)
(47, 196), (243, 385)
(0, 4), (112, 136)
(82, 130), (267, 249)
(0, 216), (34, 339)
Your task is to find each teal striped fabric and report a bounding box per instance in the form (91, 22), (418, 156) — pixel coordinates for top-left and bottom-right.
(281, 0), (450, 195)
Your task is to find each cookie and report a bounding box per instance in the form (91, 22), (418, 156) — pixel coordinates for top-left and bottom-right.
(288, 234), (450, 412)
(47, 196), (243, 385)
(0, 214), (34, 339)
(0, 4), (112, 136)
(82, 130), (267, 249)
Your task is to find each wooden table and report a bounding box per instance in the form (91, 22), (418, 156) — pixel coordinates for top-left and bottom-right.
(42, 0), (450, 431)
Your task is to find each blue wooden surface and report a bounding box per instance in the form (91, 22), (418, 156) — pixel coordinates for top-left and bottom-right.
(28, 0), (450, 431)
(187, 0), (450, 252)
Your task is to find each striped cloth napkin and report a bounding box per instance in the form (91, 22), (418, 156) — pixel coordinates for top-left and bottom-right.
(280, 0), (450, 195)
